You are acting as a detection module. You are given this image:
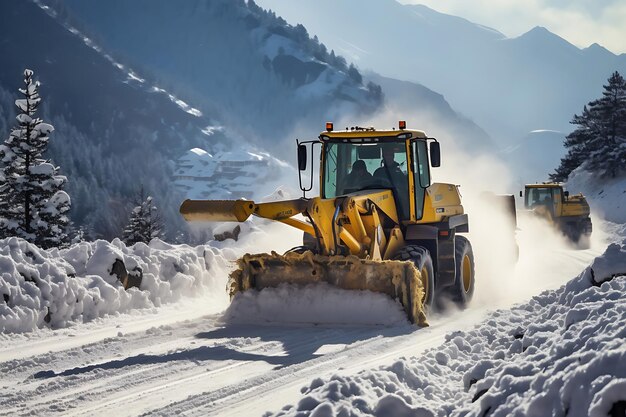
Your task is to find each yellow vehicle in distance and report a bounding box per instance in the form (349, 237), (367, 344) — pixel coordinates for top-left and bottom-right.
(522, 183), (592, 244)
(180, 122), (476, 325)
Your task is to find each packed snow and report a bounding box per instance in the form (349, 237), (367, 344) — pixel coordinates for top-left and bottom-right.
(0, 237), (217, 333)
(1, 2), (625, 416)
(268, 241), (626, 417)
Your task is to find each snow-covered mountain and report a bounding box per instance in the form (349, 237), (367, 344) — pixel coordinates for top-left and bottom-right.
(174, 148), (294, 200)
(49, 0), (493, 152)
(255, 0), (626, 145)
(1, 0), (498, 240)
(0, 0), (381, 239)
(46, 0), (384, 159)
(0, 0), (238, 239)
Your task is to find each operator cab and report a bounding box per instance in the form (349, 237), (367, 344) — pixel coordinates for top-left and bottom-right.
(311, 122), (439, 222)
(523, 184), (564, 216)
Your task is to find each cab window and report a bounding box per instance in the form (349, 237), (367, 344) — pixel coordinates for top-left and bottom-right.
(525, 187), (553, 208)
(322, 141), (410, 219)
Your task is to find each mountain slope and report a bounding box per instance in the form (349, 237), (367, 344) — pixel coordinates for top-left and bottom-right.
(366, 72), (491, 148)
(0, 0), (231, 238)
(255, 0), (626, 144)
(51, 0), (384, 159)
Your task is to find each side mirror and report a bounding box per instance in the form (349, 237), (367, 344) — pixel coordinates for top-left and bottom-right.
(564, 191), (569, 199)
(429, 141), (441, 167)
(519, 191), (523, 198)
(297, 144), (307, 171)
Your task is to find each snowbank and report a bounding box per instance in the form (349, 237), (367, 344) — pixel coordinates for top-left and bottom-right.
(0, 220), (302, 333)
(567, 168), (626, 224)
(268, 241), (626, 417)
(0, 237), (221, 333)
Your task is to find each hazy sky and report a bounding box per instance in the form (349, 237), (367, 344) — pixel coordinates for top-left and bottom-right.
(399, 0), (626, 54)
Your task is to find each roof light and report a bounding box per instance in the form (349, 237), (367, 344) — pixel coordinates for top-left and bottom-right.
(399, 120), (406, 130)
(326, 122), (333, 132)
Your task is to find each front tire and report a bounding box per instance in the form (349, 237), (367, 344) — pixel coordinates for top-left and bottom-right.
(448, 235), (475, 306)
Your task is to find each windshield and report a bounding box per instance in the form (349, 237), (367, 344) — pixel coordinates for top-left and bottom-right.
(525, 187), (554, 208)
(322, 141), (410, 219)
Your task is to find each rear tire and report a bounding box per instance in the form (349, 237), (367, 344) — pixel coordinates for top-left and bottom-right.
(448, 236), (475, 307)
(393, 245), (435, 312)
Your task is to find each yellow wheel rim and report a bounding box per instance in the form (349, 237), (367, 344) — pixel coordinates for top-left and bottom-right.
(462, 254), (472, 293)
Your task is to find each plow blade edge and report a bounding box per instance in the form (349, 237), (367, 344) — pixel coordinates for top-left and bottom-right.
(228, 251), (427, 326)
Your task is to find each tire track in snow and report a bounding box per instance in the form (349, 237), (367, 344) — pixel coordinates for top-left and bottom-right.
(1, 320), (387, 416)
(61, 325), (387, 417)
(138, 309), (491, 416)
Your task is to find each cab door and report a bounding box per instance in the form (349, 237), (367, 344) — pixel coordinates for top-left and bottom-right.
(410, 140), (430, 221)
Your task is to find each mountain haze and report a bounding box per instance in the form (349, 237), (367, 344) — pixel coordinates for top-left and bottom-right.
(255, 0), (626, 144)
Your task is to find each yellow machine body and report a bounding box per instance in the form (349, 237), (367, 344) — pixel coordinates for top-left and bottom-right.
(181, 125), (475, 324)
(523, 183), (592, 242)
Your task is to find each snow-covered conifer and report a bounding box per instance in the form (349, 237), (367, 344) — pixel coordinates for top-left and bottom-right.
(347, 64), (362, 84)
(553, 71), (626, 180)
(0, 69), (70, 247)
(122, 186), (164, 245)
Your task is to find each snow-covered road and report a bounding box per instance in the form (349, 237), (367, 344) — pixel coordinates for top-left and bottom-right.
(0, 219), (609, 417)
(0, 301), (491, 416)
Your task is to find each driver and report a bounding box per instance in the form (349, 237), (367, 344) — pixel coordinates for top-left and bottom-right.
(344, 159), (373, 191)
(374, 147), (405, 181)
(374, 146), (409, 216)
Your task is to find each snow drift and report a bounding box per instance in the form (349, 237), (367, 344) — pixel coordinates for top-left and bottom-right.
(0, 237), (220, 333)
(0, 220), (302, 333)
(566, 168), (626, 225)
(268, 240), (626, 417)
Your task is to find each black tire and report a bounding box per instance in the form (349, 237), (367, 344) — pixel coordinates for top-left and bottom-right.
(564, 222), (581, 243)
(449, 235), (475, 306)
(393, 245), (436, 312)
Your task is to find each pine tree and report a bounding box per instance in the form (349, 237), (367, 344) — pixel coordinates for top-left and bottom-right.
(552, 72), (626, 180)
(0, 69), (71, 247)
(122, 186), (164, 245)
(591, 71), (626, 178)
(347, 64), (363, 84)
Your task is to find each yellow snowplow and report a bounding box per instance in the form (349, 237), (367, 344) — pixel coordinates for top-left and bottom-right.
(180, 122), (476, 325)
(521, 183), (592, 244)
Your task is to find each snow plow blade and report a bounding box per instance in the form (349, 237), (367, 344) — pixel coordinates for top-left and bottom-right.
(228, 251), (427, 326)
